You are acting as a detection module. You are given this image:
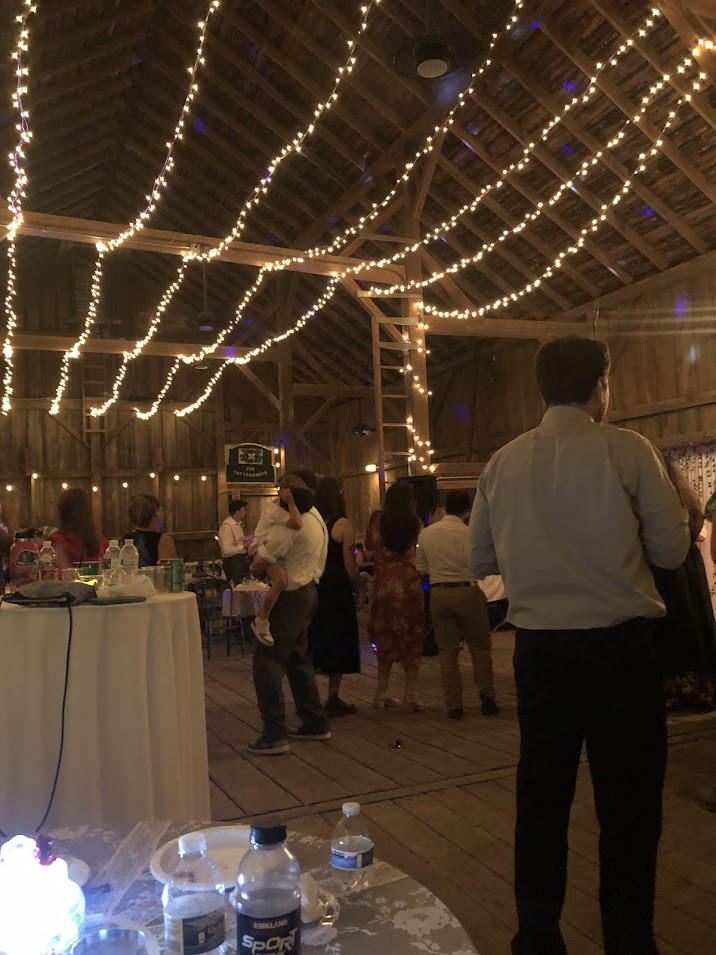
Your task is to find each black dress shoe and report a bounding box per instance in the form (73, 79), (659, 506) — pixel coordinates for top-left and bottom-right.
(448, 708), (463, 720)
(480, 696), (500, 716)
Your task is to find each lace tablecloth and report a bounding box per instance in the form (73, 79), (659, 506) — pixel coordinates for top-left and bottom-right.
(51, 821), (477, 954)
(222, 582), (269, 618)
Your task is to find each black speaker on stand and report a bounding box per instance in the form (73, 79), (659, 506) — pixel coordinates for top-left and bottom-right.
(398, 474), (440, 656)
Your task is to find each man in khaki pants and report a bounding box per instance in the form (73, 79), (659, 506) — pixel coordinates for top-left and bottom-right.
(416, 491), (499, 719)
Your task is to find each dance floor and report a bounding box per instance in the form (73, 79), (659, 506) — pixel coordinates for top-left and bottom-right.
(204, 627), (716, 954)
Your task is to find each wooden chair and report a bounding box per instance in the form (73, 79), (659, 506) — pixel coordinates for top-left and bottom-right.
(190, 577), (245, 659)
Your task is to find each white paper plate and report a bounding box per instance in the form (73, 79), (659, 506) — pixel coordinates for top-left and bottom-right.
(149, 826), (251, 890)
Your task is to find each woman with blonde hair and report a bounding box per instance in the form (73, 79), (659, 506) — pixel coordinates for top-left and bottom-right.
(652, 457), (716, 709)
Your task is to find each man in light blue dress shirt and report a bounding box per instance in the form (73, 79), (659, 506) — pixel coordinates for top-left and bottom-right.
(470, 337), (689, 955)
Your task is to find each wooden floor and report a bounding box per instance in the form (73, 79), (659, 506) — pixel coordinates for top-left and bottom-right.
(204, 627), (716, 954)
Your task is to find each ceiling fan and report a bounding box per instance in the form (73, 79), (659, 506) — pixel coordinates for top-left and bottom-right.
(353, 400), (377, 438)
(191, 257), (222, 334)
(394, 0), (483, 79)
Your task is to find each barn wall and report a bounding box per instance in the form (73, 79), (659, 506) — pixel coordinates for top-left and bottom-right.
(438, 270), (716, 455)
(3, 257), (328, 558)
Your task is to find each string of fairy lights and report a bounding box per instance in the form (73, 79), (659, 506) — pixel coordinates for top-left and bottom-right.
(0, 0), (712, 489)
(87, 0), (384, 418)
(128, 2), (663, 422)
(141, 6), (706, 433)
(49, 0), (222, 414)
(1, 0), (36, 416)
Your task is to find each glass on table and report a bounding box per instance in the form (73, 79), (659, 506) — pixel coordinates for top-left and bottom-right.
(138, 565), (168, 594)
(61, 568), (79, 582)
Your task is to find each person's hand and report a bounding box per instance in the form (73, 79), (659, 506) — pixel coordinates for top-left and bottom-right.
(242, 537), (254, 548)
(279, 488), (295, 505)
(250, 555), (268, 578)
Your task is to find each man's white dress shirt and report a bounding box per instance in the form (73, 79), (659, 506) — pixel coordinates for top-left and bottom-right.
(415, 515), (473, 583)
(469, 406), (690, 630)
(254, 505), (328, 591)
(218, 516), (245, 558)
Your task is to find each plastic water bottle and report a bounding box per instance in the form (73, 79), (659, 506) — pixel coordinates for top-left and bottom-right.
(37, 541), (58, 581)
(102, 539), (123, 586)
(330, 802), (374, 892)
(102, 539), (121, 572)
(120, 537), (139, 579)
(162, 831), (227, 955)
(235, 823), (301, 955)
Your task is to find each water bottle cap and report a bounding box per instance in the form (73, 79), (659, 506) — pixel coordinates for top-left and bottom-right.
(109, 539), (118, 546)
(342, 802), (361, 817)
(177, 831), (207, 856)
(250, 822), (287, 846)
(43, 540), (51, 547)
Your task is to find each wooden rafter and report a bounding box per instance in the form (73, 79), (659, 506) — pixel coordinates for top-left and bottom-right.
(539, 17), (716, 208)
(1, 211), (404, 284)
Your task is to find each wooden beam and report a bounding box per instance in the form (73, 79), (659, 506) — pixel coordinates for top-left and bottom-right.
(414, 130), (447, 216)
(11, 333), (275, 361)
(491, 34), (708, 255)
(424, 318), (588, 339)
(214, 382), (228, 527)
(610, 388), (716, 423)
(237, 366), (281, 412)
(297, 398), (337, 438)
(556, 249), (716, 322)
(0, 211), (405, 285)
(293, 384), (373, 398)
(540, 17), (716, 208)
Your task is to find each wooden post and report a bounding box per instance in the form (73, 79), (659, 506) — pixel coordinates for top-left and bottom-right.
(370, 313), (387, 498)
(214, 380), (228, 530)
(277, 276), (298, 472)
(403, 181), (431, 476)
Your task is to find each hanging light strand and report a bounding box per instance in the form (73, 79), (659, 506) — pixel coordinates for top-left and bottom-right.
(2, 0), (37, 416)
(420, 100), (691, 321)
(170, 280), (340, 418)
(172, 91), (692, 433)
(140, 0), (662, 416)
(90, 0), (381, 418)
(365, 55), (702, 297)
(253, 7), (663, 279)
(50, 0), (221, 414)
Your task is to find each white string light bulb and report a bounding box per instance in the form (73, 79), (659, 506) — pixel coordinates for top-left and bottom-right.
(420, 101), (691, 321)
(90, 0), (383, 417)
(2, 0), (37, 416)
(137, 3), (665, 418)
(364, 56), (700, 298)
(50, 0), (221, 413)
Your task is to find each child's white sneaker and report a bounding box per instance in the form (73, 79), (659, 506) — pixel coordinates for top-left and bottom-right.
(251, 617), (274, 647)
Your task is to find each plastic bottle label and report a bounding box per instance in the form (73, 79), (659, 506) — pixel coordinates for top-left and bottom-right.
(330, 844), (374, 870)
(165, 910), (226, 954)
(237, 906), (301, 954)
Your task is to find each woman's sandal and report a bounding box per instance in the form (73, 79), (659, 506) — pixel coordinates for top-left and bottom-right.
(372, 694), (402, 709)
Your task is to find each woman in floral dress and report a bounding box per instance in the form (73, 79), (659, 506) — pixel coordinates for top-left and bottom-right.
(366, 483), (425, 711)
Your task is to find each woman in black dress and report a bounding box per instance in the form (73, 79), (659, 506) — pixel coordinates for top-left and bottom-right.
(652, 459), (716, 710)
(126, 494), (177, 567)
(308, 478), (361, 716)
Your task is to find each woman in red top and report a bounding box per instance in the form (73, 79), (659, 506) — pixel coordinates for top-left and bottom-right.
(50, 488), (108, 570)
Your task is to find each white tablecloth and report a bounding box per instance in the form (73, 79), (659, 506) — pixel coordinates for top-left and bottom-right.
(0, 593), (209, 834)
(221, 583), (268, 618)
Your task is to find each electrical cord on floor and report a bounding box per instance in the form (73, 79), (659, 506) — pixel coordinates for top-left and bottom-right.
(0, 597), (74, 839)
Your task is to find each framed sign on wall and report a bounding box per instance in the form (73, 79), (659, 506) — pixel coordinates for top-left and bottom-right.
(225, 443), (276, 484)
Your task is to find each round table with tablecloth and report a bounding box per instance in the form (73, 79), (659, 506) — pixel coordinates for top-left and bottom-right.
(50, 821), (477, 954)
(0, 593), (209, 835)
